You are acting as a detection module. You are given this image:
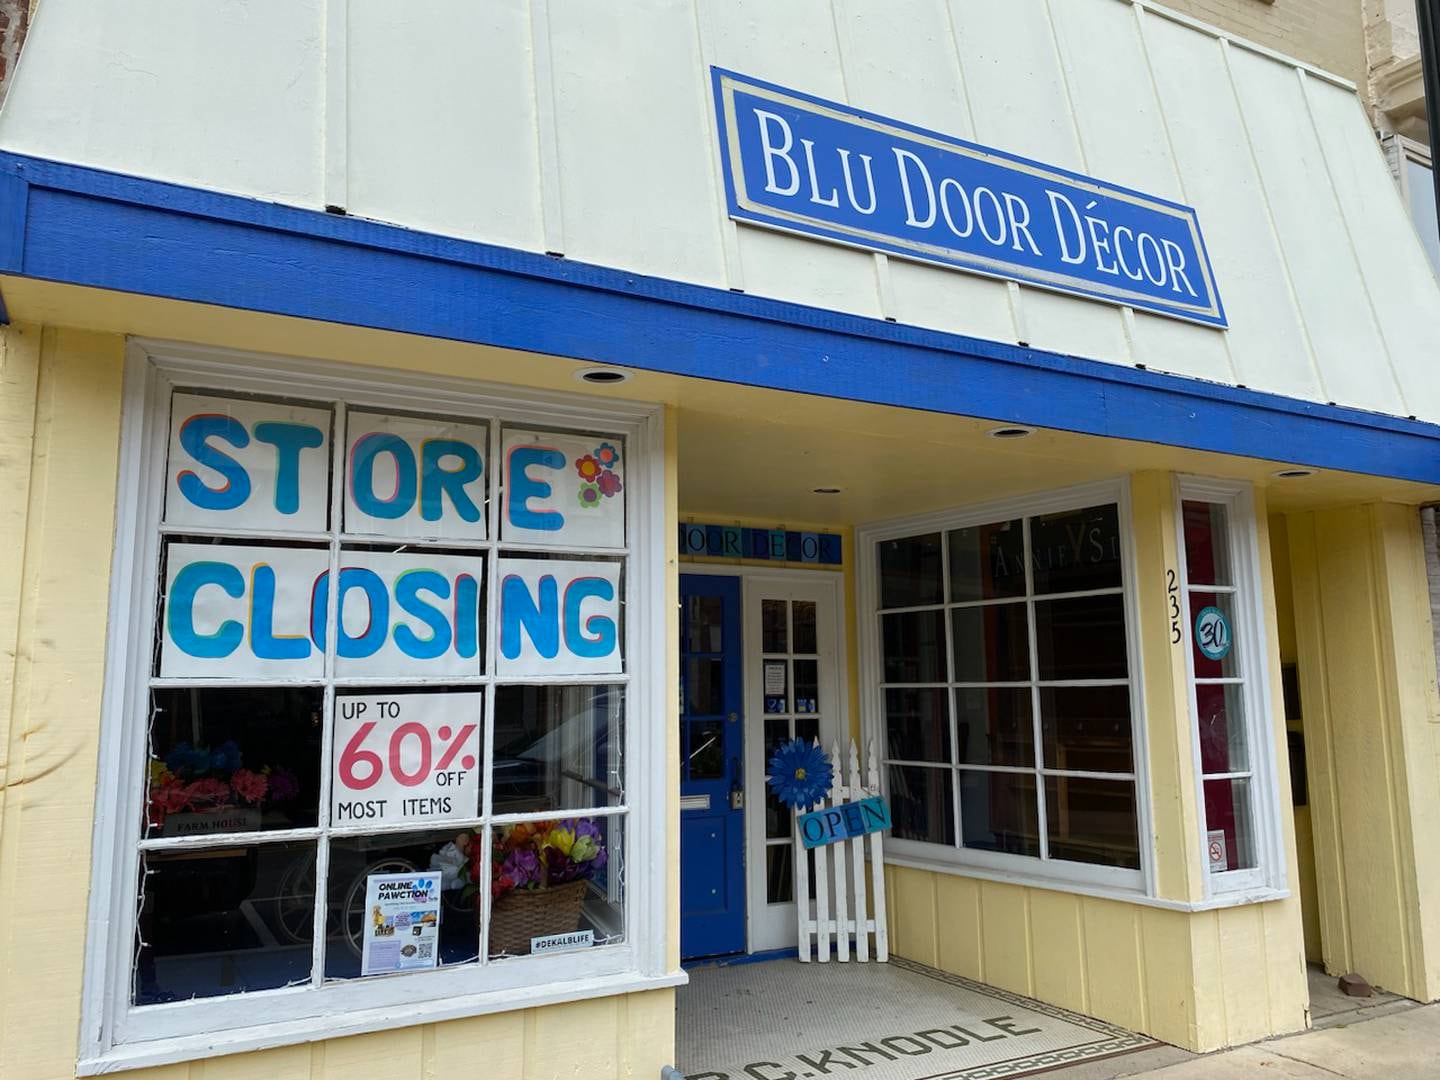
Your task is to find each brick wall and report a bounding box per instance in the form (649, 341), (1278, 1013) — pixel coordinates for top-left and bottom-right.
(0, 0), (30, 105)
(1162, 0), (1367, 84)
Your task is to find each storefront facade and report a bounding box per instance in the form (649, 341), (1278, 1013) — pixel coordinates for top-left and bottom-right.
(4, 2), (1440, 1078)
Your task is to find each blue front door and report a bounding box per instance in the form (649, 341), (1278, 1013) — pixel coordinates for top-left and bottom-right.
(679, 574), (746, 960)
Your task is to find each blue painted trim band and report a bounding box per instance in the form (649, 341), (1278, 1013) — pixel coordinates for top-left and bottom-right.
(0, 151), (1435, 483)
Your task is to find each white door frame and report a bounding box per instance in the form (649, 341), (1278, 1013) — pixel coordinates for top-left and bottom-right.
(680, 563), (849, 953)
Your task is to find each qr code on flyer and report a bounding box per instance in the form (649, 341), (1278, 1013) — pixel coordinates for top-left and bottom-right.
(417, 941), (433, 960)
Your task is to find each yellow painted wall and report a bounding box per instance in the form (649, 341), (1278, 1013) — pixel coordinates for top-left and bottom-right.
(883, 472), (1309, 1052)
(0, 323), (679, 1080)
(1287, 502), (1440, 1001)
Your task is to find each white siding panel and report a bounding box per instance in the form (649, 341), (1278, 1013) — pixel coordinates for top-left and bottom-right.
(545, 0), (725, 286)
(831, 0), (1014, 341)
(1227, 47), (1404, 416)
(345, 0), (543, 251)
(947, 0), (1127, 366)
(1306, 78), (1440, 422)
(1141, 16), (1323, 402)
(1050, 0), (1233, 383)
(0, 0), (324, 205)
(707, 0), (883, 315)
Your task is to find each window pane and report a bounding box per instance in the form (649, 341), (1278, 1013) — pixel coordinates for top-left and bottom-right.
(687, 719), (724, 780)
(948, 519), (1025, 602)
(1044, 777), (1140, 869)
(1034, 594), (1128, 680)
(1204, 778), (1257, 872)
(762, 599), (787, 654)
(146, 687), (322, 838)
(959, 770), (1039, 857)
(954, 688), (1033, 767)
(1195, 682), (1248, 774)
(1040, 686), (1134, 775)
(888, 765), (955, 845)
(1030, 504), (1122, 595)
(324, 828), (480, 979)
(489, 815), (624, 958)
(1182, 501), (1232, 586)
(1405, 157), (1440, 279)
(765, 717), (792, 838)
(884, 688), (950, 763)
(882, 610), (947, 683)
(878, 533), (943, 608)
(792, 601), (817, 654)
(684, 657), (724, 716)
(764, 660), (789, 714)
(794, 659), (819, 714)
(951, 603), (1030, 683)
(766, 844), (793, 904)
(492, 685), (623, 815)
(1189, 591), (1240, 679)
(135, 841), (316, 1005)
(685, 595), (725, 653)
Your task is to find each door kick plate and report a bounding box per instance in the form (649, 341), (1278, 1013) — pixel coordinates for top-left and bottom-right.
(680, 794), (712, 811)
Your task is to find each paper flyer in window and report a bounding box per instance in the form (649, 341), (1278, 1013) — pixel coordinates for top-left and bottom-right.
(360, 872), (442, 976)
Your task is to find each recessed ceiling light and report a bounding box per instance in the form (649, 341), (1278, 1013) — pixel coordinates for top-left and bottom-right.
(574, 367), (632, 385)
(1272, 468), (1314, 479)
(987, 425), (1034, 439)
(812, 487), (843, 495)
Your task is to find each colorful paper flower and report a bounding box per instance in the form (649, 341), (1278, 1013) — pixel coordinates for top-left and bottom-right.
(575, 455), (603, 483)
(594, 443), (621, 470)
(230, 767), (269, 805)
(577, 482), (602, 509)
(183, 777), (232, 809)
(502, 847), (541, 888)
(767, 739), (833, 810)
(597, 470), (622, 497)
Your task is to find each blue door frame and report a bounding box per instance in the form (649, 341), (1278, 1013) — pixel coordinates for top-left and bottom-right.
(679, 574), (746, 960)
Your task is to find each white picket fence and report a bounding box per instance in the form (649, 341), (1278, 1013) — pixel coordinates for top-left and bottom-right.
(794, 738), (889, 963)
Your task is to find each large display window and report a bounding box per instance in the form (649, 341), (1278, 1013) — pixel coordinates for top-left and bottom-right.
(82, 345), (671, 1069)
(859, 481), (1150, 893)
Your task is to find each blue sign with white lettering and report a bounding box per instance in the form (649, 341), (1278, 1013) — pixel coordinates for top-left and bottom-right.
(712, 68), (1226, 328)
(797, 796), (893, 849)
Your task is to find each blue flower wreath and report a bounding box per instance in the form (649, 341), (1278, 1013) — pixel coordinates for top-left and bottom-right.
(766, 739), (833, 810)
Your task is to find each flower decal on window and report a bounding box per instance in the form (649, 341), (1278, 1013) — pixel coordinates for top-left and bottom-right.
(597, 470), (623, 497)
(766, 738), (834, 810)
(576, 455), (604, 483)
(577, 482), (602, 509)
(595, 442), (621, 470)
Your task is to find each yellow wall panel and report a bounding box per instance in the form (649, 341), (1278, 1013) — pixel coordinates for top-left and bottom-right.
(1138, 908), (1197, 1048)
(197, 1043), (314, 1080)
(934, 873), (984, 982)
(418, 1012), (528, 1079)
(1080, 899), (1146, 1033)
(979, 883), (1033, 997)
(316, 1029), (425, 1080)
(1028, 890), (1087, 1013)
(886, 865), (939, 966)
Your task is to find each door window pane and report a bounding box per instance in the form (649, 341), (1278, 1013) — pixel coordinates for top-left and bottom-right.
(1044, 777), (1140, 869)
(1182, 501), (1233, 586)
(1195, 682), (1248, 774)
(687, 720), (724, 780)
(954, 687), (1032, 767)
(959, 770), (1039, 857)
(1189, 591), (1240, 679)
(888, 765), (955, 845)
(764, 661), (788, 714)
(1030, 504), (1122, 594)
(686, 595), (725, 653)
(135, 841), (317, 1005)
(793, 659), (819, 714)
(1034, 594), (1128, 680)
(766, 845), (793, 904)
(884, 688), (950, 763)
(762, 599), (787, 654)
(882, 610), (947, 683)
(792, 601), (817, 654)
(948, 519), (1025, 601)
(951, 603), (1030, 683)
(684, 658), (724, 717)
(1040, 686), (1134, 774)
(879, 533), (943, 608)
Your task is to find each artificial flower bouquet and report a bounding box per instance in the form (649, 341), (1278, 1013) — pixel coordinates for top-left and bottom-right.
(146, 740), (302, 832)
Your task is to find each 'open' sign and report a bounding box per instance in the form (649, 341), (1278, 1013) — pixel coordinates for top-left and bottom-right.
(797, 796), (892, 849)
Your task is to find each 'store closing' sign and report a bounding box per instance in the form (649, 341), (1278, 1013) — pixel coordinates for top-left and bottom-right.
(332, 693), (481, 826)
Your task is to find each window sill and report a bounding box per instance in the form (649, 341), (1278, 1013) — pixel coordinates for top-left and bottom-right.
(883, 851), (1290, 913)
(79, 968), (689, 1075)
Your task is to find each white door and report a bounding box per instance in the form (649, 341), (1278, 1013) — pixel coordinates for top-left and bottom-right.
(743, 574), (844, 953)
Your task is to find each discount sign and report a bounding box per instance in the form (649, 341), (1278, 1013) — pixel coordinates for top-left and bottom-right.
(332, 693), (482, 826)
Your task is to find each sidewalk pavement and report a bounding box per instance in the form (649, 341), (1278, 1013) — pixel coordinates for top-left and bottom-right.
(1130, 1002), (1440, 1078)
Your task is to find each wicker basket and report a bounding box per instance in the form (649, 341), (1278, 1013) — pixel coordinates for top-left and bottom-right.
(486, 880), (588, 956)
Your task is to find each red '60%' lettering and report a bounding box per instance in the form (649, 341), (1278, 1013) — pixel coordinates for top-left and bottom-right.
(338, 719), (478, 790)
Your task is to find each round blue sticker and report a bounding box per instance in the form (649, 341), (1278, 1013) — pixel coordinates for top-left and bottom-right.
(1195, 605), (1232, 661)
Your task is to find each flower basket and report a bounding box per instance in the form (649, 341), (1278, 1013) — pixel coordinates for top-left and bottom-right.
(486, 879), (588, 956)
